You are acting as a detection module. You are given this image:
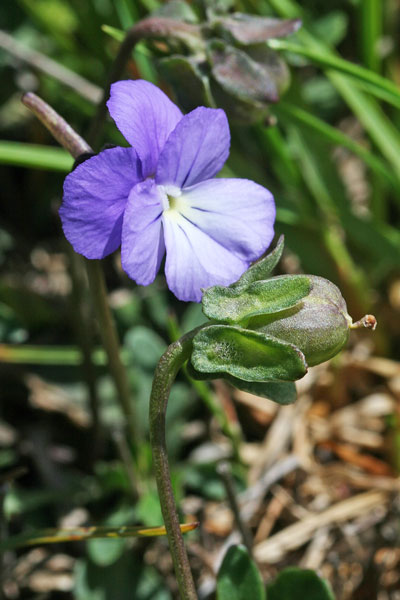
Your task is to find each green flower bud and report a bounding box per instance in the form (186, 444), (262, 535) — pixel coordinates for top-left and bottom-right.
(247, 276), (352, 367)
(189, 238), (376, 406)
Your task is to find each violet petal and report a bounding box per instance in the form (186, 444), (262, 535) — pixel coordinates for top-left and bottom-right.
(162, 210), (249, 303)
(179, 177), (275, 260)
(156, 107), (230, 188)
(107, 79), (183, 177)
(60, 147), (142, 259)
(121, 180), (165, 286)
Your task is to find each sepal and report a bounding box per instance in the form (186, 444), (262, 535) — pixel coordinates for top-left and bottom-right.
(202, 274), (311, 324)
(191, 325), (308, 382)
(231, 234), (284, 290)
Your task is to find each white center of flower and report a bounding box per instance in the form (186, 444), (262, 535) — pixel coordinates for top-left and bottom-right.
(157, 185), (186, 219)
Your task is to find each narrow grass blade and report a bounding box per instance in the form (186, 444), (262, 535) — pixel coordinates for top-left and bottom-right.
(265, 2), (400, 179)
(0, 523), (199, 551)
(360, 0), (382, 72)
(275, 102), (400, 194)
(0, 141), (73, 172)
(268, 38), (400, 110)
(0, 344), (106, 366)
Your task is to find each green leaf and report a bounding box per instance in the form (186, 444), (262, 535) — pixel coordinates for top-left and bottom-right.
(208, 40), (280, 104)
(158, 55), (214, 113)
(181, 302), (207, 334)
(231, 236), (285, 290)
(0, 141), (73, 171)
(188, 364), (297, 404)
(267, 567), (335, 600)
(124, 326), (166, 370)
(224, 377), (297, 405)
(217, 545), (266, 600)
(191, 325), (308, 382)
(214, 14), (301, 45)
(311, 11), (348, 47)
(203, 274), (311, 324)
(152, 0), (199, 23)
(87, 537), (126, 567)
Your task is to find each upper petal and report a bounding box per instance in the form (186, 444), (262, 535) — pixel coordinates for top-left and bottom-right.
(163, 211), (249, 303)
(107, 80), (183, 177)
(155, 107), (230, 188)
(60, 147), (142, 259)
(177, 178), (275, 261)
(121, 180), (165, 286)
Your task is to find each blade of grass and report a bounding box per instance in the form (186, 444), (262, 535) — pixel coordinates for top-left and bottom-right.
(274, 102), (400, 195)
(266, 2), (400, 181)
(268, 38), (400, 110)
(0, 343), (102, 365)
(329, 73), (400, 174)
(253, 125), (301, 187)
(115, 0), (139, 28)
(102, 24), (125, 42)
(0, 141), (73, 172)
(67, 0), (109, 62)
(0, 523), (199, 551)
(286, 125), (371, 313)
(360, 0), (382, 72)
(16, 0), (77, 52)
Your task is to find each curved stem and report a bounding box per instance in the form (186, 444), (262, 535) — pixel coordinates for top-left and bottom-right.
(149, 329), (201, 600)
(87, 17), (201, 148)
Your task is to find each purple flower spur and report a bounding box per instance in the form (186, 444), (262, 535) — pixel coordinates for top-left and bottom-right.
(60, 80), (276, 302)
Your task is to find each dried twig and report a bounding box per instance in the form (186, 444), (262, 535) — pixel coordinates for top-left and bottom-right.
(0, 30), (101, 103)
(254, 490), (390, 564)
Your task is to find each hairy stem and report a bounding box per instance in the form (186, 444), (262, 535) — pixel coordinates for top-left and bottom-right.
(167, 314), (243, 462)
(22, 92), (137, 443)
(149, 329), (201, 600)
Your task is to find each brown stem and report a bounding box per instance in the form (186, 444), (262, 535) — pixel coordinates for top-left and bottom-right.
(67, 247), (102, 460)
(21, 92), (137, 443)
(22, 92), (91, 159)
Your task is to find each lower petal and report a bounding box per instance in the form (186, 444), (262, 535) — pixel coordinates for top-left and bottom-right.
(121, 180), (165, 286)
(179, 178), (275, 261)
(60, 147), (142, 259)
(163, 213), (249, 302)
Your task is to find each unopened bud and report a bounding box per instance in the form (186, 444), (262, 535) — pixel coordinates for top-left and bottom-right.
(249, 276), (353, 367)
(189, 239), (376, 404)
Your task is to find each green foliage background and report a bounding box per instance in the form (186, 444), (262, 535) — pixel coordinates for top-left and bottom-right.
(0, 0), (399, 598)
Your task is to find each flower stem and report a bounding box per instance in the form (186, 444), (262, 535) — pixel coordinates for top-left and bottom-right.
(67, 246), (102, 460)
(87, 17), (201, 148)
(86, 260), (137, 443)
(167, 314), (243, 462)
(22, 92), (92, 159)
(149, 329), (201, 600)
(21, 92), (137, 443)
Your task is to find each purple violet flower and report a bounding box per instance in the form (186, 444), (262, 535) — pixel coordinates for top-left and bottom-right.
(60, 80), (275, 302)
